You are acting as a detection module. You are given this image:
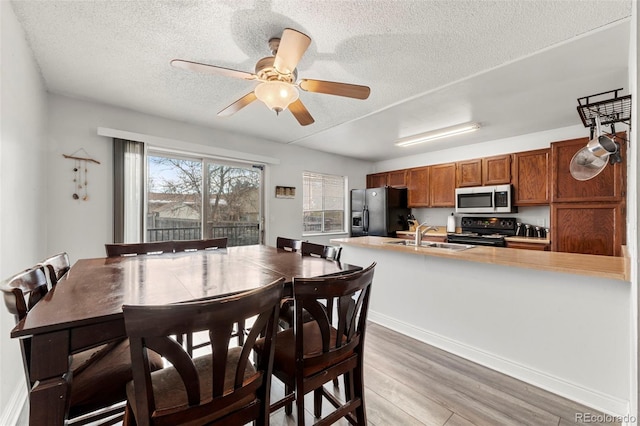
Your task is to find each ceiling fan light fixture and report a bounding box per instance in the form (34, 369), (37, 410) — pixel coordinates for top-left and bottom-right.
(395, 122), (481, 147)
(254, 81), (299, 114)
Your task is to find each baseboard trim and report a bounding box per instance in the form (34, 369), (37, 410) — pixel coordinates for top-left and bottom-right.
(0, 379), (27, 426)
(368, 310), (629, 417)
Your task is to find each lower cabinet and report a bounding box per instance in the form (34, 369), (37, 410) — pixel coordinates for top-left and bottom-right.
(505, 241), (550, 251)
(551, 202), (625, 256)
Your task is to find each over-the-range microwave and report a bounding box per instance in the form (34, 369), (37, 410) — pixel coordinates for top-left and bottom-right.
(455, 184), (516, 214)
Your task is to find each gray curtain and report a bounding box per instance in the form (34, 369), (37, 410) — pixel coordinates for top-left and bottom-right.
(113, 138), (144, 243)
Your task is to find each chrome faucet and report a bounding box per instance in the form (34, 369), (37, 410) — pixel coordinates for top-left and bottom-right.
(415, 223), (438, 245)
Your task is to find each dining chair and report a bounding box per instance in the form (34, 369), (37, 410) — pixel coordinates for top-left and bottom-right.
(300, 241), (342, 262)
(173, 237), (228, 252)
(281, 242), (344, 330)
(276, 236), (303, 252)
(1, 266), (164, 424)
(105, 241), (175, 257)
(122, 278), (285, 426)
(38, 251), (70, 286)
(256, 263), (375, 425)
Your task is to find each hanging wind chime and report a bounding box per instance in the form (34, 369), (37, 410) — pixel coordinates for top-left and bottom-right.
(63, 149), (100, 201)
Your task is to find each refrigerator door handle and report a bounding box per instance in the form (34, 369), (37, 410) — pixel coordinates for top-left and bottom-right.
(363, 207), (369, 232)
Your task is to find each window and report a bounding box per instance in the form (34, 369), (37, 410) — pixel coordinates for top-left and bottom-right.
(145, 151), (263, 246)
(303, 172), (346, 235)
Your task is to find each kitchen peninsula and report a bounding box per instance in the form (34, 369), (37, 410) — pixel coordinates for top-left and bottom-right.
(332, 236), (631, 416)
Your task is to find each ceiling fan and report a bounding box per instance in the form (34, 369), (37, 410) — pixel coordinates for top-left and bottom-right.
(171, 28), (371, 126)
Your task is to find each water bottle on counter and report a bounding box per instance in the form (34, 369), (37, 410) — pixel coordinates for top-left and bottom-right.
(447, 213), (456, 233)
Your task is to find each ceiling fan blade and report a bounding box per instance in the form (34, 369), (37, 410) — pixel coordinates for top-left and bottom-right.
(171, 59), (256, 80)
(288, 99), (315, 126)
(299, 79), (371, 100)
(218, 92), (258, 117)
(273, 28), (311, 75)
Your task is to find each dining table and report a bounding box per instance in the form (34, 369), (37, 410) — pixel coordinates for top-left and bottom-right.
(10, 244), (362, 426)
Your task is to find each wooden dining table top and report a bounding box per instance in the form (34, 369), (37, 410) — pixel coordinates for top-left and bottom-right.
(11, 244), (361, 339)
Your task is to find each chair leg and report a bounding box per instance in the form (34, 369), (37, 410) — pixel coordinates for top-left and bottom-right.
(296, 386), (306, 426)
(344, 371), (354, 402)
(237, 320), (245, 345)
(186, 333), (193, 356)
(285, 383), (293, 416)
(353, 364), (367, 425)
(313, 387), (323, 418)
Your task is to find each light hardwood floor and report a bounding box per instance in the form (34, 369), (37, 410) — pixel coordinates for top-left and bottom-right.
(77, 322), (618, 426)
(269, 322), (619, 426)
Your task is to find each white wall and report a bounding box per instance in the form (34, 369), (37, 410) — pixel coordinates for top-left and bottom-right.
(342, 245), (631, 416)
(0, 2), (49, 422)
(45, 94), (372, 261)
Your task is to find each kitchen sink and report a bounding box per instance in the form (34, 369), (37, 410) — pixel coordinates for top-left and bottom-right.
(383, 240), (475, 251)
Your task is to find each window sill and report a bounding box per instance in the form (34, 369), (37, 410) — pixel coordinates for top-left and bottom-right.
(303, 231), (349, 237)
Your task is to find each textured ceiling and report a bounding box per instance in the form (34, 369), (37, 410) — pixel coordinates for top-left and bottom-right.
(10, 1), (632, 161)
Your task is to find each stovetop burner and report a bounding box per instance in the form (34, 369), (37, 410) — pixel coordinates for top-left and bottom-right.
(447, 217), (518, 247)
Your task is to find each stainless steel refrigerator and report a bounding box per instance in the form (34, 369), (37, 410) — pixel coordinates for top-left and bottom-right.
(350, 187), (410, 236)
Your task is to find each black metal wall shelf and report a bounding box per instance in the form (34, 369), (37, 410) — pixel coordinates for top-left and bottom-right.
(577, 88), (631, 129)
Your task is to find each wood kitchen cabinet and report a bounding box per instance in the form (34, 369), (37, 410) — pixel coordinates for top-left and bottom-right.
(551, 136), (626, 202)
(505, 241), (550, 251)
(456, 159), (483, 187)
(512, 148), (550, 205)
(483, 154), (512, 185)
(366, 169), (407, 188)
(551, 202), (625, 256)
(407, 166), (430, 207)
(429, 163), (456, 207)
(387, 169), (407, 187)
(456, 154), (511, 187)
(366, 172), (388, 188)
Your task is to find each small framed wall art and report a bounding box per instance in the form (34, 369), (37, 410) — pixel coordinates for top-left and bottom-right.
(275, 186), (295, 199)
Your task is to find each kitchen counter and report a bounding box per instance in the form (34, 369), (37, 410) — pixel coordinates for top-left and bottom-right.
(331, 236), (628, 281)
(331, 236), (631, 415)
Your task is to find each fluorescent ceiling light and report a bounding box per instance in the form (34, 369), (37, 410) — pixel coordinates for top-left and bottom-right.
(395, 122), (481, 147)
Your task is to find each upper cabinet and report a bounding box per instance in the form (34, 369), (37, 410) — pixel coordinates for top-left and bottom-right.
(482, 154), (512, 185)
(387, 169), (407, 187)
(456, 155), (511, 187)
(429, 163), (456, 207)
(366, 172), (388, 188)
(551, 136), (626, 203)
(366, 169), (407, 188)
(456, 159), (483, 187)
(407, 166), (430, 207)
(512, 148), (550, 205)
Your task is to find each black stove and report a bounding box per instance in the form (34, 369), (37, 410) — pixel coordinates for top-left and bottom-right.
(447, 217), (517, 247)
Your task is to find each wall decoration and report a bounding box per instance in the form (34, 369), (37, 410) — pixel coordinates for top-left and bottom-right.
(275, 186), (295, 198)
(63, 149), (100, 201)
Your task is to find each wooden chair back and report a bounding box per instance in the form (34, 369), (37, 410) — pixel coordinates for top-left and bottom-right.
(276, 236), (302, 252)
(1, 266), (50, 323)
(123, 278), (285, 426)
(301, 241), (342, 261)
(38, 252), (70, 286)
(1, 267), (55, 392)
(267, 263), (375, 424)
(173, 237), (228, 252)
(105, 241), (174, 257)
(292, 262), (374, 373)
